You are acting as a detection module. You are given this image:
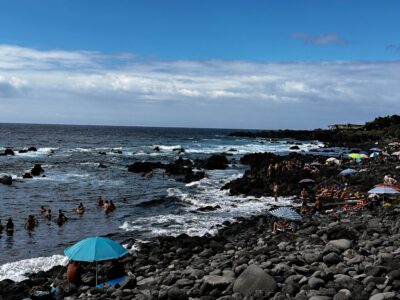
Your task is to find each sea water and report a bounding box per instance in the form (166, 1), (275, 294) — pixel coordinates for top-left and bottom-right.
(0, 123), (327, 281)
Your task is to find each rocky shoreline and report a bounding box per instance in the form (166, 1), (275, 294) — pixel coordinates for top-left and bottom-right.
(2, 207), (400, 299)
(1, 115), (400, 300)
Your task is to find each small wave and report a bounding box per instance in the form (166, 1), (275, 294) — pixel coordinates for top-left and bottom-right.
(0, 255), (68, 282)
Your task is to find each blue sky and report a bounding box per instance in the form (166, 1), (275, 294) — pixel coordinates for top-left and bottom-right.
(0, 1), (399, 129)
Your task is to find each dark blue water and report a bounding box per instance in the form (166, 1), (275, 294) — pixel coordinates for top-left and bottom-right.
(0, 123), (325, 266)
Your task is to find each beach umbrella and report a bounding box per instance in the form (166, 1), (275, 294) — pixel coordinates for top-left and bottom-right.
(360, 154), (369, 159)
(389, 142), (400, 146)
(326, 157), (340, 165)
(339, 168), (358, 176)
(382, 152), (390, 156)
(375, 184), (400, 190)
(310, 162), (322, 167)
(349, 153), (363, 159)
(298, 178), (315, 184)
(368, 186), (400, 195)
(64, 237), (128, 285)
(370, 147), (382, 152)
(269, 207), (302, 221)
(370, 152), (380, 158)
(392, 151), (400, 156)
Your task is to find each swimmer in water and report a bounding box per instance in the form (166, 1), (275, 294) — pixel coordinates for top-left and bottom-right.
(44, 208), (52, 220)
(6, 218), (14, 235)
(40, 206), (47, 213)
(76, 202), (85, 215)
(25, 215), (38, 230)
(57, 210), (67, 226)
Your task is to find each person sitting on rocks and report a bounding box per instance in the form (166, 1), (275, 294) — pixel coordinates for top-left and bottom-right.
(44, 209), (52, 220)
(75, 203), (85, 215)
(314, 197), (323, 214)
(6, 218), (14, 235)
(25, 215), (38, 230)
(67, 260), (81, 286)
(272, 219), (291, 234)
(300, 203), (310, 215)
(57, 210), (67, 226)
(106, 259), (126, 281)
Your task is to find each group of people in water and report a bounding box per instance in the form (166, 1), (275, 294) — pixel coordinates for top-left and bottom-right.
(0, 197), (118, 235)
(96, 197), (116, 213)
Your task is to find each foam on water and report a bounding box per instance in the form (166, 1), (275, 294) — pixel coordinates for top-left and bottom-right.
(0, 255), (68, 282)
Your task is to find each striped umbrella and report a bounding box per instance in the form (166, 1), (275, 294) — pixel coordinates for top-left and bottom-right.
(269, 207), (302, 221)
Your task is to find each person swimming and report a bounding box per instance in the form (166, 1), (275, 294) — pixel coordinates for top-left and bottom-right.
(96, 196), (104, 207)
(44, 209), (52, 220)
(109, 200), (116, 211)
(57, 210), (67, 226)
(6, 218), (14, 235)
(25, 215), (38, 230)
(76, 202), (85, 215)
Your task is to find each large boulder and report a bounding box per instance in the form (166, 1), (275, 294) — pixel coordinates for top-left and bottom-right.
(233, 264), (277, 296)
(196, 155), (229, 170)
(127, 162), (165, 173)
(31, 164), (44, 176)
(328, 239), (352, 252)
(4, 149), (15, 156)
(0, 175), (12, 185)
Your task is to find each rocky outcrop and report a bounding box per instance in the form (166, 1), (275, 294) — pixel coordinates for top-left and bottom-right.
(0, 175), (12, 185)
(31, 164), (44, 176)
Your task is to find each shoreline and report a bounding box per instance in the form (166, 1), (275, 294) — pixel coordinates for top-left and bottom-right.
(1, 115), (400, 299)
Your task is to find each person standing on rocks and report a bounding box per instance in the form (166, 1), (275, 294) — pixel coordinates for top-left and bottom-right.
(273, 182), (279, 202)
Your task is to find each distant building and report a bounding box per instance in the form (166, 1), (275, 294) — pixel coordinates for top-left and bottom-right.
(329, 124), (364, 130)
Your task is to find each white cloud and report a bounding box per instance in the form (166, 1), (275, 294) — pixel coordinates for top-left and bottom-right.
(0, 44), (399, 128)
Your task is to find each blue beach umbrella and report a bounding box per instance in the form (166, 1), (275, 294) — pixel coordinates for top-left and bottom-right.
(64, 237), (128, 285)
(370, 152), (380, 158)
(370, 147), (382, 152)
(368, 186), (400, 195)
(269, 207), (302, 221)
(338, 168), (358, 176)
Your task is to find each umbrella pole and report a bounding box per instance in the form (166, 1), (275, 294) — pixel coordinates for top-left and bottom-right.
(95, 261), (98, 287)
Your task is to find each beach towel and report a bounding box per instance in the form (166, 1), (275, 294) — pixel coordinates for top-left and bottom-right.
(96, 275), (128, 288)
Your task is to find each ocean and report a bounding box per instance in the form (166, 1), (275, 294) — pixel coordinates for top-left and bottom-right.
(0, 123), (325, 281)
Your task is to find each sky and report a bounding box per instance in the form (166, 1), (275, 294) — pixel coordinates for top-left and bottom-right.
(0, 0), (399, 129)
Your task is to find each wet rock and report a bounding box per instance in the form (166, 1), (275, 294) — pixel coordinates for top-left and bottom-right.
(232, 264), (277, 296)
(290, 145), (300, 150)
(31, 164), (45, 176)
(308, 277), (325, 289)
(23, 172), (33, 179)
(203, 275), (233, 288)
(196, 155), (229, 170)
(0, 175), (12, 185)
(153, 146), (160, 152)
(28, 147), (38, 152)
(4, 149), (15, 156)
(98, 163), (107, 168)
(127, 162), (165, 173)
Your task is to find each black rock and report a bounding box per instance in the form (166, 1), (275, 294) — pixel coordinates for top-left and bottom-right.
(98, 151), (107, 155)
(4, 149), (15, 156)
(0, 175), (12, 185)
(128, 162), (165, 173)
(196, 155), (229, 170)
(23, 173), (33, 179)
(28, 147), (38, 152)
(153, 146), (161, 152)
(31, 164), (45, 176)
(18, 149), (28, 153)
(289, 145), (300, 150)
(98, 163), (107, 168)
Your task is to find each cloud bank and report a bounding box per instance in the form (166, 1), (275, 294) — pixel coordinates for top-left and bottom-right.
(0, 44), (399, 129)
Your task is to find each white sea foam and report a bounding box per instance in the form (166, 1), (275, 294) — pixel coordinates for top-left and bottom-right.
(15, 147), (58, 157)
(0, 255), (68, 282)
